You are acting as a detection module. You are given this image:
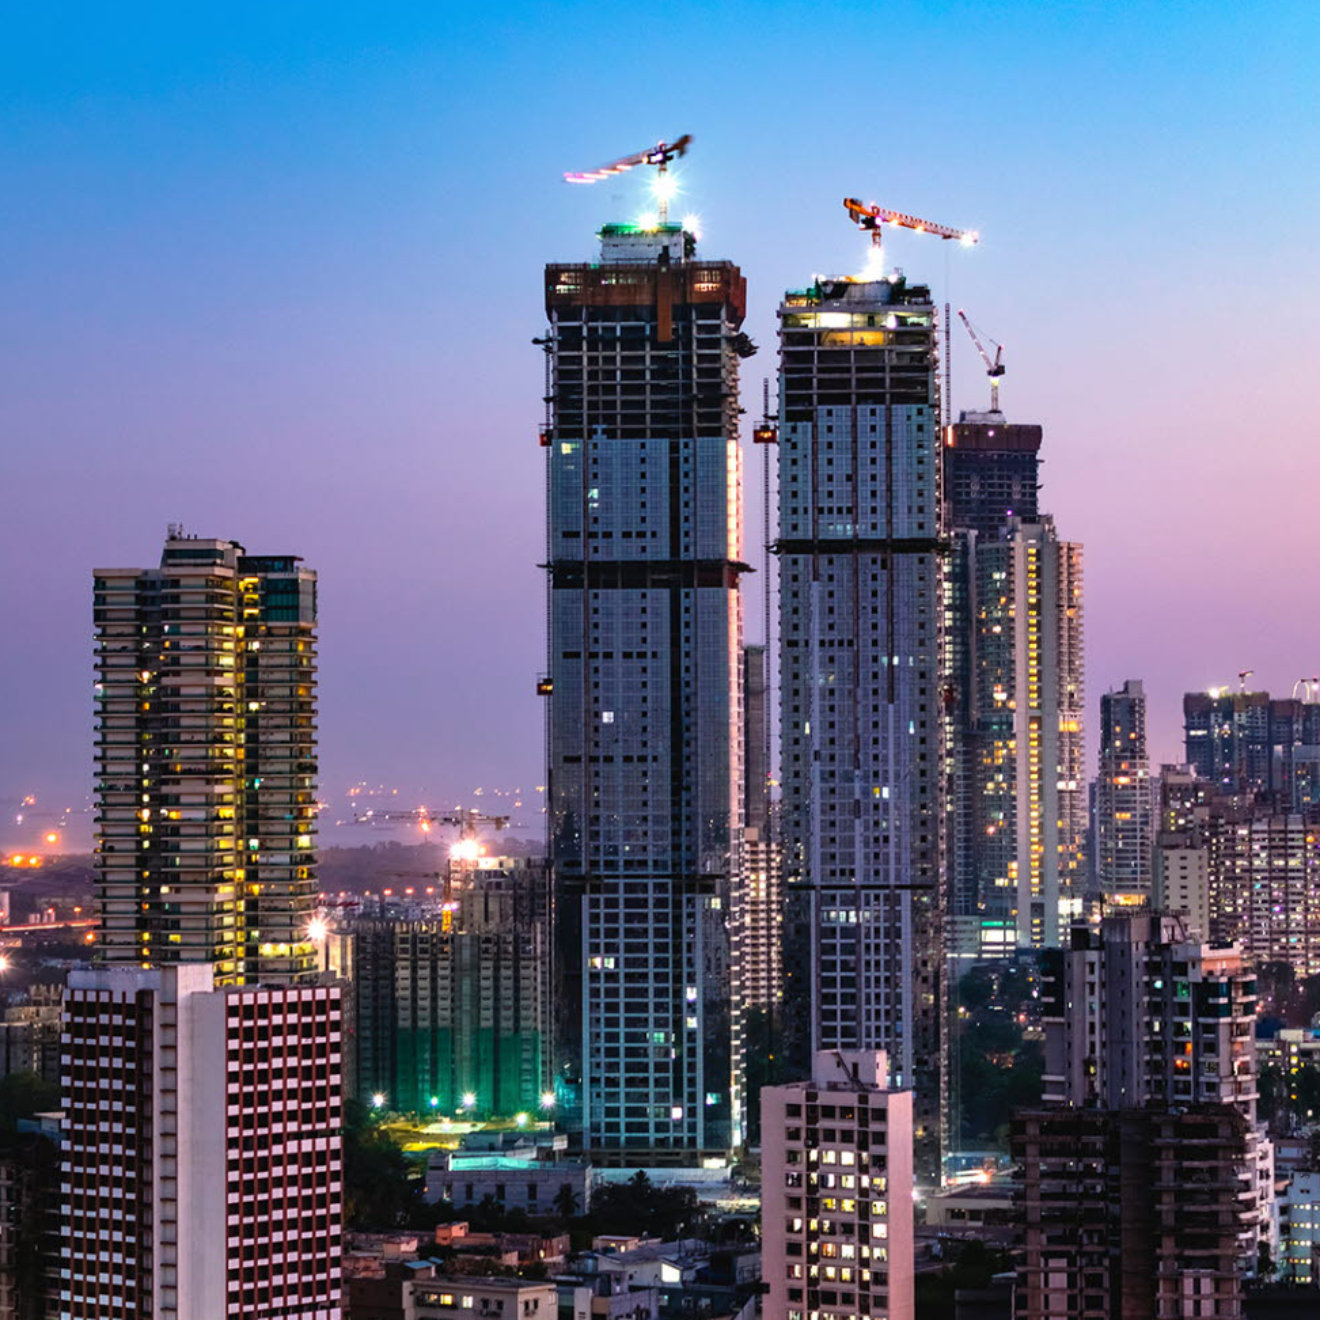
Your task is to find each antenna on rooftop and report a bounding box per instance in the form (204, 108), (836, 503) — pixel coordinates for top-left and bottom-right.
(565, 135), (692, 223)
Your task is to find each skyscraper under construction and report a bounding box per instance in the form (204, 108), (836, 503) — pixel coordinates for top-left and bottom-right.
(775, 269), (947, 1175)
(542, 220), (749, 1163)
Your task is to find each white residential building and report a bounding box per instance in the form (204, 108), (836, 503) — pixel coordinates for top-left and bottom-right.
(59, 964), (342, 1320)
(761, 1051), (913, 1320)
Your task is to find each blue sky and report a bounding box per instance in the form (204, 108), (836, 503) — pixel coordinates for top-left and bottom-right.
(4, 1), (1319, 846)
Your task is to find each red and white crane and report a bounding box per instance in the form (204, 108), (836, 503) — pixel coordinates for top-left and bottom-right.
(565, 135), (693, 223)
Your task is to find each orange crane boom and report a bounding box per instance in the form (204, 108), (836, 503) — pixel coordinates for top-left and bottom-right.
(843, 198), (978, 278)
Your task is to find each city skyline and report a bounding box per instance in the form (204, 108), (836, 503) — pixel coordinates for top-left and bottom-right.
(5, 3), (1320, 848)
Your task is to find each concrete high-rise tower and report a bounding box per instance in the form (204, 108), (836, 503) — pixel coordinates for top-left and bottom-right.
(775, 271), (946, 1174)
(1095, 679), (1153, 904)
(92, 533), (319, 984)
(543, 221), (748, 1162)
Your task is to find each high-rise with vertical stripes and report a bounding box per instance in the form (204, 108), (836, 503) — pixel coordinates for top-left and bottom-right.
(543, 222), (748, 1163)
(775, 272), (947, 1176)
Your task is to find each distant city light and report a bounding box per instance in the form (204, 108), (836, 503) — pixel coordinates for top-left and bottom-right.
(307, 917), (328, 942)
(372, 1092), (387, 1109)
(540, 1091), (556, 1109)
(450, 840), (481, 863)
(461, 1092), (476, 1109)
(515, 1112), (529, 1127)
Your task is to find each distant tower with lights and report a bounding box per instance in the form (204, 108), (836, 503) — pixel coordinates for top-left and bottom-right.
(1096, 679), (1153, 905)
(543, 145), (749, 1163)
(92, 532), (320, 984)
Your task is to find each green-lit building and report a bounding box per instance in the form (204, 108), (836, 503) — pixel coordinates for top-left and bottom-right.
(345, 855), (549, 1117)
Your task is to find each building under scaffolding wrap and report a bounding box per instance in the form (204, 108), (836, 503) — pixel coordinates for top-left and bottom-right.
(542, 222), (747, 1163)
(775, 273), (948, 1180)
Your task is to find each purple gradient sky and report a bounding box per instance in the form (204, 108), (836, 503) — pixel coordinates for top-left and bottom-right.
(3, 2), (1319, 851)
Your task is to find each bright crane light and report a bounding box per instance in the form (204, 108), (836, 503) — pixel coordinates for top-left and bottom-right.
(652, 171), (677, 205)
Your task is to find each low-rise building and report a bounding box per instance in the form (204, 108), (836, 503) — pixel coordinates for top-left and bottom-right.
(406, 1276), (557, 1320)
(425, 1149), (591, 1216)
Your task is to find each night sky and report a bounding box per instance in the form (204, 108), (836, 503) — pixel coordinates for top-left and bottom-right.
(4, 1), (1318, 850)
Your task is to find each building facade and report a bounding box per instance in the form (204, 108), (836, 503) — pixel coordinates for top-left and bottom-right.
(92, 533), (318, 984)
(544, 223), (747, 1161)
(1014, 1104), (1257, 1320)
(943, 413), (1041, 537)
(1182, 689), (1320, 803)
(1042, 914), (1258, 1113)
(761, 1051), (913, 1320)
(1206, 806), (1320, 975)
(1095, 679), (1153, 905)
(775, 272), (946, 1173)
(59, 965), (342, 1320)
(739, 645), (781, 1019)
(1017, 913), (1271, 1317)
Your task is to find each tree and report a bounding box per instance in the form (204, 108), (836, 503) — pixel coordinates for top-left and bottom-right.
(552, 1182), (580, 1220)
(0, 1071), (59, 1139)
(341, 1099), (420, 1229)
(587, 1171), (704, 1240)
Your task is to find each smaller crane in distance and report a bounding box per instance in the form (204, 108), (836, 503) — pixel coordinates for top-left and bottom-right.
(565, 135), (693, 223)
(957, 309), (1006, 413)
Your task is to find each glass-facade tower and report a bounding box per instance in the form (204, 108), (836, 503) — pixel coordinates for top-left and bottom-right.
(543, 223), (747, 1163)
(775, 273), (947, 1177)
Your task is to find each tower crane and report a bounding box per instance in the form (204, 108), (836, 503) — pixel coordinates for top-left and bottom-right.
(957, 310), (1006, 413)
(565, 135), (692, 223)
(843, 197), (978, 266)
